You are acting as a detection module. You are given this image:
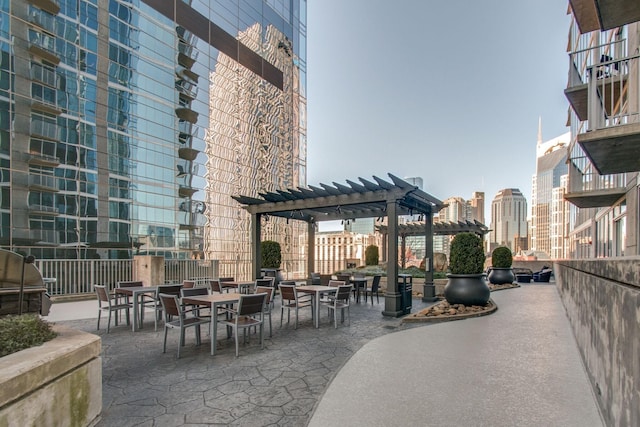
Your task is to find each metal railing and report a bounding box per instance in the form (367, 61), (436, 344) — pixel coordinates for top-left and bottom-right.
(34, 257), (313, 297)
(37, 258), (220, 296)
(587, 53), (640, 131)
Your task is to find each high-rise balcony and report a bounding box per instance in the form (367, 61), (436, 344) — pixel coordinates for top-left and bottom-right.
(27, 0), (60, 15)
(175, 107), (198, 124)
(569, 0), (640, 32)
(178, 42), (198, 68)
(29, 8), (58, 33)
(28, 152), (60, 167)
(573, 53), (640, 174)
(176, 80), (198, 100)
(564, 159), (627, 208)
(28, 31), (60, 65)
(28, 174), (59, 192)
(178, 185), (198, 198)
(30, 118), (58, 141)
(178, 147), (199, 161)
(176, 67), (199, 84)
(29, 229), (59, 244)
(28, 203), (59, 216)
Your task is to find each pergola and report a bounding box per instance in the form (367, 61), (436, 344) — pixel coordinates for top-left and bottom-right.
(232, 173), (445, 317)
(375, 220), (490, 268)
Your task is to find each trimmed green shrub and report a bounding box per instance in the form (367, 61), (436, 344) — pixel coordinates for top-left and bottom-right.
(365, 245), (379, 266)
(448, 233), (486, 275)
(491, 246), (513, 268)
(261, 240), (281, 268)
(0, 314), (57, 357)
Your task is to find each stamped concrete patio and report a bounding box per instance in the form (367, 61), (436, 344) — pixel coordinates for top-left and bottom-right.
(51, 284), (602, 426)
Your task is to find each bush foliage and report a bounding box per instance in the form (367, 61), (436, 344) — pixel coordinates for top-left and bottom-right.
(260, 240), (282, 268)
(365, 245), (379, 265)
(448, 233), (486, 274)
(0, 314), (57, 357)
(491, 246), (513, 268)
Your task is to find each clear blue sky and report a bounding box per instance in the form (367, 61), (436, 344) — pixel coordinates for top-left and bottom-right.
(306, 0), (571, 222)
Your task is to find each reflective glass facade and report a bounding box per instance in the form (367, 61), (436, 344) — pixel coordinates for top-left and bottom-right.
(1, 0), (307, 266)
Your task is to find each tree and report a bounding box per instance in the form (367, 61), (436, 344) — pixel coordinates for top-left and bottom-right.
(365, 245), (379, 266)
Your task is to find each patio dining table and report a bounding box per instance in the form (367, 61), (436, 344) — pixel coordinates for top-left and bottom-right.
(181, 292), (240, 355)
(296, 285), (338, 328)
(220, 281), (254, 294)
(114, 285), (161, 332)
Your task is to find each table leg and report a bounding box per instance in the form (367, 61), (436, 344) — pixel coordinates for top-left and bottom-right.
(132, 293), (138, 332)
(211, 302), (217, 355)
(315, 292), (320, 328)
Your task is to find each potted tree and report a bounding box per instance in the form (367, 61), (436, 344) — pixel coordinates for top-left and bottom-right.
(444, 232), (490, 306)
(260, 240), (284, 284)
(487, 246), (515, 285)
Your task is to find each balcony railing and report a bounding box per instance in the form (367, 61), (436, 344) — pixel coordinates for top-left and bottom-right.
(30, 63), (58, 87)
(28, 173), (58, 191)
(586, 53), (640, 132)
(30, 118), (58, 140)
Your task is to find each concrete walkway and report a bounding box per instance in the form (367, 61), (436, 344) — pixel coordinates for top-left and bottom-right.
(47, 284), (603, 426)
(309, 285), (603, 426)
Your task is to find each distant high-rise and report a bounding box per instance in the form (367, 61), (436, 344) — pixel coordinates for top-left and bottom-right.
(530, 127), (570, 259)
(490, 189), (527, 251)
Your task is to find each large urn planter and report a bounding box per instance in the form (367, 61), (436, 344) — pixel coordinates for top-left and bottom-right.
(444, 273), (491, 306)
(487, 267), (515, 285)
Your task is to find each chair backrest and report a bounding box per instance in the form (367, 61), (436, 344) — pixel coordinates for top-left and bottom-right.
(255, 286), (275, 305)
(310, 272), (321, 285)
(158, 293), (181, 318)
(335, 285), (352, 302)
(182, 280), (195, 289)
(237, 293), (267, 316)
(255, 278), (273, 288)
(94, 285), (109, 303)
(218, 277), (234, 282)
(279, 284), (296, 301)
(157, 284), (182, 296)
(353, 272), (365, 278)
(181, 287), (208, 298)
(336, 274), (351, 284)
(117, 280), (143, 288)
(209, 280), (222, 293)
(279, 280), (296, 287)
(328, 280), (345, 287)
(371, 275), (381, 291)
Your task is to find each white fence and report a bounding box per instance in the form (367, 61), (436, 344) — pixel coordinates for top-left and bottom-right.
(37, 259), (219, 296)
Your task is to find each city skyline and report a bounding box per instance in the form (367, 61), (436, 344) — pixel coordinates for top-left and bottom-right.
(306, 0), (570, 219)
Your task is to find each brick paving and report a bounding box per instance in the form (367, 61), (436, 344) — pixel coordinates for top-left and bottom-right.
(58, 296), (432, 426)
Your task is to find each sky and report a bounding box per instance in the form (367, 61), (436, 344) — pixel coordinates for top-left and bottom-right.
(305, 0), (572, 226)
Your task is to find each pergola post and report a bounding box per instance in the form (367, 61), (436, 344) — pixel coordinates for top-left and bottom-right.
(382, 200), (403, 317)
(400, 233), (406, 269)
(307, 221), (315, 276)
(422, 211), (438, 302)
(251, 212), (261, 280)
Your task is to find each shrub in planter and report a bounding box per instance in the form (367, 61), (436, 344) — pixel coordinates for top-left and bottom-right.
(448, 233), (485, 274)
(491, 246), (513, 268)
(488, 246), (515, 285)
(0, 314), (57, 357)
(365, 245), (379, 266)
(261, 240), (281, 268)
(445, 233), (490, 305)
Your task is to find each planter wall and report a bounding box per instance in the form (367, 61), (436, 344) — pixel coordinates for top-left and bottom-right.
(0, 325), (102, 427)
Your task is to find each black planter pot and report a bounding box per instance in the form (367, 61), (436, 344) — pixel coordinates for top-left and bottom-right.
(487, 267), (515, 285)
(260, 268), (284, 285)
(444, 273), (490, 306)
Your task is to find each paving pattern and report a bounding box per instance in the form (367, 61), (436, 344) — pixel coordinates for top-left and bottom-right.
(59, 296), (433, 426)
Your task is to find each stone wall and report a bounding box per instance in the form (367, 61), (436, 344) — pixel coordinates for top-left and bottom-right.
(0, 325), (102, 427)
(554, 258), (640, 427)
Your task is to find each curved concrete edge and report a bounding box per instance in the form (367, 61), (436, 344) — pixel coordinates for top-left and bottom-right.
(0, 324), (101, 408)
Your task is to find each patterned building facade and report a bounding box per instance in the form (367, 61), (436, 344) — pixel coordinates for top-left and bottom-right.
(1, 0), (307, 270)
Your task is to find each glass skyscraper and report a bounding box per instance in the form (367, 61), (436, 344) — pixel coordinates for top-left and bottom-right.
(1, 0), (307, 266)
